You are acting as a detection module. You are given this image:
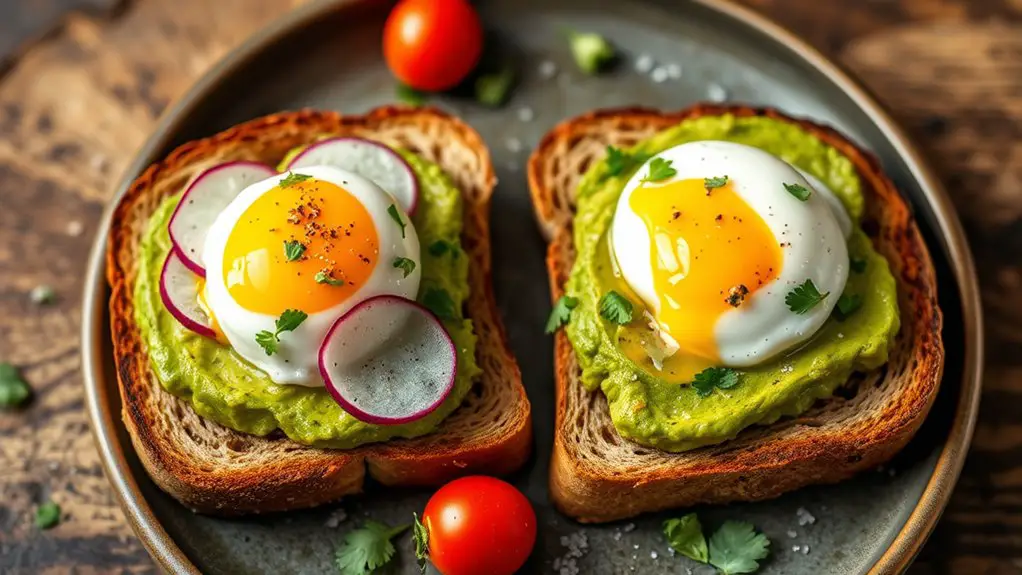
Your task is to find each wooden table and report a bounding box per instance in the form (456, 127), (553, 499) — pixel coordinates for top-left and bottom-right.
(0, 0), (1018, 573)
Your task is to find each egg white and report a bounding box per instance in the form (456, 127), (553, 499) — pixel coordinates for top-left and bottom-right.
(611, 140), (849, 367)
(202, 165), (421, 386)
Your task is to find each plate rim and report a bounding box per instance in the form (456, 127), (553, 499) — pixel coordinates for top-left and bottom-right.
(80, 0), (984, 573)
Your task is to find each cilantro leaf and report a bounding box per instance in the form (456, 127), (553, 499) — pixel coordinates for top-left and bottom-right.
(315, 271), (345, 286)
(35, 501), (61, 530)
(567, 30), (615, 74)
(545, 295), (579, 334)
(641, 158), (677, 184)
(850, 257), (867, 274)
(475, 66), (516, 107)
(283, 240), (306, 262)
(428, 240), (458, 258)
(387, 204), (406, 239)
(0, 363), (31, 408)
(423, 288), (458, 321)
(255, 330), (278, 356)
(605, 146), (632, 176)
(412, 513), (430, 575)
(276, 309), (308, 332)
(279, 172), (311, 188)
(784, 182), (811, 201)
(334, 520), (409, 575)
(393, 257), (416, 278)
(690, 367), (739, 397)
(396, 83), (426, 106)
(835, 293), (862, 321)
(785, 279), (829, 315)
(704, 175), (729, 190)
(664, 513), (709, 563)
(708, 521), (771, 575)
(598, 291), (633, 325)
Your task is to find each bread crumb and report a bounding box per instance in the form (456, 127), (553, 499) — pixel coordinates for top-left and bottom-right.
(66, 220), (84, 237)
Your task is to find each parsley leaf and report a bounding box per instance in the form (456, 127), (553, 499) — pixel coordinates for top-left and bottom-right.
(255, 309), (308, 356)
(784, 182), (811, 201)
(708, 521), (771, 575)
(428, 239), (458, 258)
(785, 279), (829, 315)
(396, 83), (426, 106)
(334, 520), (409, 575)
(412, 513), (430, 575)
(641, 157), (677, 184)
(423, 288), (458, 321)
(279, 172), (311, 188)
(283, 240), (306, 262)
(850, 257), (867, 274)
(393, 257), (416, 278)
(0, 363), (31, 408)
(387, 204), (406, 239)
(35, 501), (61, 530)
(315, 271), (345, 286)
(566, 30), (616, 74)
(835, 293), (862, 321)
(704, 175), (729, 190)
(598, 291), (633, 325)
(545, 295), (579, 334)
(664, 513), (709, 563)
(475, 66), (516, 107)
(690, 367), (739, 397)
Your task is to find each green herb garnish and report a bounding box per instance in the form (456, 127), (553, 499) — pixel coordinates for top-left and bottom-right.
(662, 514), (771, 574)
(255, 309), (308, 356)
(412, 513), (429, 574)
(315, 271), (345, 287)
(334, 520), (410, 575)
(835, 293), (862, 320)
(422, 288), (458, 321)
(393, 257), (416, 278)
(704, 175), (729, 190)
(784, 182), (811, 201)
(598, 290), (633, 325)
(640, 157), (677, 184)
(387, 204), (406, 239)
(29, 285), (56, 305)
(664, 514), (709, 563)
(690, 367), (739, 397)
(545, 295), (580, 334)
(283, 240), (306, 262)
(35, 501), (61, 530)
(0, 363), (31, 408)
(279, 172), (311, 188)
(396, 83), (426, 106)
(785, 279), (829, 315)
(475, 66), (516, 107)
(567, 30), (616, 74)
(428, 239), (458, 258)
(850, 257), (867, 274)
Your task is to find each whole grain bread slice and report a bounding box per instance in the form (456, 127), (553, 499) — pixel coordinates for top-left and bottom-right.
(527, 104), (943, 523)
(107, 107), (531, 515)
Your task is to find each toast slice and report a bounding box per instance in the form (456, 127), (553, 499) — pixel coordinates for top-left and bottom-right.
(107, 107), (532, 515)
(528, 104), (943, 523)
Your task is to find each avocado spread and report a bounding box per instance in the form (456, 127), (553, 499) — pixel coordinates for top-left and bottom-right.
(565, 115), (900, 452)
(135, 151), (480, 449)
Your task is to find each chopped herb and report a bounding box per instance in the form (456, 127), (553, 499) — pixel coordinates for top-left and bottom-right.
(315, 271), (345, 286)
(663, 514), (708, 563)
(334, 520), (409, 575)
(708, 521), (771, 574)
(283, 240), (306, 262)
(545, 295), (580, 334)
(704, 175), (729, 190)
(35, 501), (60, 530)
(724, 284), (749, 307)
(387, 204), (406, 239)
(428, 239), (458, 258)
(29, 285), (56, 305)
(566, 30), (616, 74)
(598, 290), (633, 325)
(393, 257), (416, 278)
(784, 182), (811, 201)
(396, 83), (426, 106)
(641, 157), (677, 184)
(422, 288), (458, 321)
(850, 257), (867, 274)
(412, 513), (429, 574)
(785, 279), (829, 315)
(475, 66), (516, 107)
(690, 367), (739, 397)
(255, 309), (308, 356)
(835, 293), (862, 320)
(0, 363), (31, 408)
(279, 172), (311, 188)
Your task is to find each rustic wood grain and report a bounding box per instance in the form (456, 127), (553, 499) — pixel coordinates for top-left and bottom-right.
(0, 0), (1019, 573)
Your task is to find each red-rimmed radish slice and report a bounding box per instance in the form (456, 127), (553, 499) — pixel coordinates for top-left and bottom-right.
(160, 250), (216, 339)
(284, 137), (419, 214)
(319, 295), (456, 425)
(169, 161), (276, 275)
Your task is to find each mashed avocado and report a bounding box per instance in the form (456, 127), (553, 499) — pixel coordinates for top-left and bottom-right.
(565, 115), (900, 452)
(135, 151), (480, 449)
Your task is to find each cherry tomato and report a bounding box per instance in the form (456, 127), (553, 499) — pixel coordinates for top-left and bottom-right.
(382, 0), (484, 91)
(420, 476), (536, 575)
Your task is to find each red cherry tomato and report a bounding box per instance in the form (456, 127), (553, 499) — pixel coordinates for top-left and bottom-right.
(421, 476), (537, 575)
(382, 0), (484, 91)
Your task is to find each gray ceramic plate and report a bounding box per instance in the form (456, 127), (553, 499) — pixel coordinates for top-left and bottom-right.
(82, 0), (984, 573)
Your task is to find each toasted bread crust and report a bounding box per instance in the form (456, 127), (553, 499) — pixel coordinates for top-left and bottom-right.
(528, 104), (943, 522)
(107, 107), (531, 515)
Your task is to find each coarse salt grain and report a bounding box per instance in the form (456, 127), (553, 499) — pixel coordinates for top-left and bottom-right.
(707, 83), (729, 102)
(517, 106), (535, 122)
(666, 63), (682, 79)
(635, 53), (654, 73)
(539, 60), (558, 79)
(651, 67), (669, 83)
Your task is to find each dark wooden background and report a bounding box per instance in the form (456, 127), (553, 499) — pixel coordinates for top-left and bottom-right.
(0, 0), (1019, 573)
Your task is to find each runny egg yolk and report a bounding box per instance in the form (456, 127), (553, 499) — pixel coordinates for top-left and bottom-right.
(220, 178), (379, 316)
(626, 177), (781, 362)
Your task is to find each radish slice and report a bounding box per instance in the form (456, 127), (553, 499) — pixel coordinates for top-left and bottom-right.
(159, 250), (216, 339)
(168, 161), (276, 275)
(319, 295), (456, 425)
(284, 137), (419, 214)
